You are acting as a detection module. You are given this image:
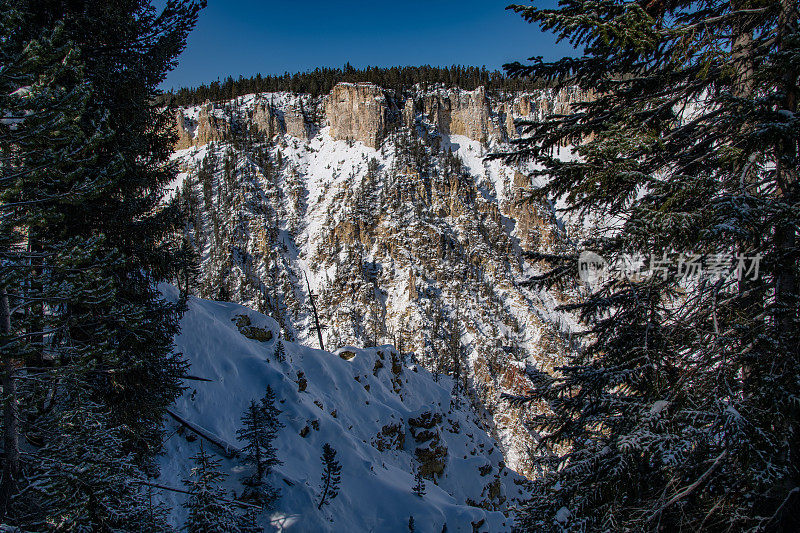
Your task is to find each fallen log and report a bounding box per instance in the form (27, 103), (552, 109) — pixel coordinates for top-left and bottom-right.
(134, 480), (259, 509)
(166, 409), (240, 459)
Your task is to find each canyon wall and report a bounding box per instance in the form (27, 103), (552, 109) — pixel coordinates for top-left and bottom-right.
(175, 102), (231, 150)
(174, 83), (592, 151)
(324, 82), (390, 149)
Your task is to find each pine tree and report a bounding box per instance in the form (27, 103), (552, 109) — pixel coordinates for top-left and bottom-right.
(22, 391), (171, 532)
(0, 0), (203, 526)
(238, 401), (270, 485)
(448, 310), (465, 407)
(237, 386), (283, 506)
(273, 339), (286, 362)
(182, 443), (242, 533)
(260, 385), (285, 437)
(317, 443), (342, 510)
(238, 508), (264, 533)
(408, 515), (415, 532)
(500, 0), (800, 530)
(412, 462), (426, 498)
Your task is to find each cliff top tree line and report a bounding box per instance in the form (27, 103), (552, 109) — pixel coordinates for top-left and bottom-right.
(166, 63), (552, 106)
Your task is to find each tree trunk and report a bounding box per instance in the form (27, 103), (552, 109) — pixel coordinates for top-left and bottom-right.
(304, 272), (325, 351)
(0, 285), (19, 520)
(774, 0), (799, 342)
(166, 409), (240, 458)
(28, 237), (44, 367)
(0, 364), (20, 520)
(0, 289), (9, 336)
(774, 1), (800, 529)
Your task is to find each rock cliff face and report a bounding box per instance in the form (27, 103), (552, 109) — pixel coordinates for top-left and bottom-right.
(325, 83), (390, 149)
(174, 83), (593, 151)
(174, 101), (230, 149)
(510, 86), (594, 121)
(174, 109), (193, 149)
(421, 86), (504, 144)
(249, 96), (312, 140)
(284, 101), (310, 140)
(251, 102), (282, 137)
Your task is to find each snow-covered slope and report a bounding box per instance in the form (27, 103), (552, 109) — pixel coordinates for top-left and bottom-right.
(158, 285), (528, 531)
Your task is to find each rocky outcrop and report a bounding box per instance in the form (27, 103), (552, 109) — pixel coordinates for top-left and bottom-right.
(511, 86), (594, 121)
(175, 109), (193, 149)
(176, 84), (593, 150)
(251, 102), (283, 138)
(422, 87), (505, 144)
(284, 102), (310, 140)
(449, 86), (497, 143)
(326, 83), (390, 149)
(195, 102), (230, 146)
(503, 171), (559, 253)
(250, 98), (311, 140)
(402, 97), (415, 129)
(174, 101), (230, 149)
(503, 104), (516, 139)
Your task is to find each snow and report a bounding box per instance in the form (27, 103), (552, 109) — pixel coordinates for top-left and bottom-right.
(158, 285), (526, 531)
(650, 400), (670, 415)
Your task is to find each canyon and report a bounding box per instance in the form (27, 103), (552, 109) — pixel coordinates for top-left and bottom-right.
(169, 81), (591, 479)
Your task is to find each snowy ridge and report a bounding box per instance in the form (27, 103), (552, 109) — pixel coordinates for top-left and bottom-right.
(158, 285), (528, 531)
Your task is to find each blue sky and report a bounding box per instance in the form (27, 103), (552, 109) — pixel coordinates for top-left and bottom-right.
(162, 0), (577, 90)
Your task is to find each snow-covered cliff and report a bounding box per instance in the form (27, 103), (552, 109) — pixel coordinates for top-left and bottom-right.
(159, 285), (528, 531)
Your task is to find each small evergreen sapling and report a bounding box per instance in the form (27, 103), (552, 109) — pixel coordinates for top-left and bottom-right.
(412, 462), (426, 497)
(182, 443), (242, 533)
(238, 509), (264, 533)
(260, 385), (285, 436)
(317, 443), (342, 510)
(237, 401), (269, 485)
(237, 386), (283, 505)
(273, 339), (286, 362)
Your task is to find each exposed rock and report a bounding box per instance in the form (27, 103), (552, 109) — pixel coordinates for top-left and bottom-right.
(195, 102), (230, 146)
(339, 350), (356, 361)
(296, 371), (307, 392)
(504, 171), (559, 253)
(409, 411), (442, 430)
(250, 97), (311, 140)
(372, 422), (405, 451)
(415, 443), (448, 479)
(408, 267), (418, 299)
(402, 97), (415, 128)
(422, 86), (504, 144)
(513, 86), (595, 121)
(326, 82), (390, 149)
(515, 95), (532, 117)
(175, 109), (193, 149)
(251, 102), (283, 137)
(284, 102), (310, 140)
(503, 104), (516, 139)
(232, 314), (273, 342)
(173, 101), (230, 149)
(449, 86), (494, 143)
